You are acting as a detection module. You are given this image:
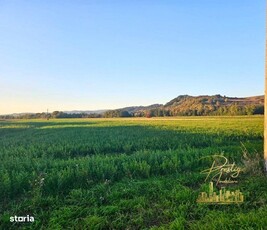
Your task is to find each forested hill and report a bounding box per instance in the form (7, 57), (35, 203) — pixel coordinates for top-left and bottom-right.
(104, 94), (264, 117)
(161, 94), (264, 116)
(1, 95), (264, 119)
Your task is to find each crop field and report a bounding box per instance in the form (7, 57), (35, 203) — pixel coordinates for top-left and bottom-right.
(0, 116), (266, 229)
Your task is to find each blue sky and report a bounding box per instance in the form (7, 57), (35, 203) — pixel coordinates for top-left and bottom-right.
(0, 0), (265, 114)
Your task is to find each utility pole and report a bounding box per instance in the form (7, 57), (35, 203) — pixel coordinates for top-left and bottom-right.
(265, 3), (267, 172)
(47, 108), (49, 120)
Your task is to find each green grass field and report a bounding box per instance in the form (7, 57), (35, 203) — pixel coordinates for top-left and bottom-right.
(0, 116), (266, 229)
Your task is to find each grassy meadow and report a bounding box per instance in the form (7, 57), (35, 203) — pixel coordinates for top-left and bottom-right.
(0, 116), (266, 229)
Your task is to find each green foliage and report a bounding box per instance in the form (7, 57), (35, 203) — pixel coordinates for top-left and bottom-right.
(0, 117), (265, 229)
(103, 109), (131, 118)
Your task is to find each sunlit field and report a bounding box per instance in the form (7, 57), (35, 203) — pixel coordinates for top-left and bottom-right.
(0, 116), (266, 229)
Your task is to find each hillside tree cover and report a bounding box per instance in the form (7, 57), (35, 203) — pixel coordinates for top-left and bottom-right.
(0, 104), (264, 119)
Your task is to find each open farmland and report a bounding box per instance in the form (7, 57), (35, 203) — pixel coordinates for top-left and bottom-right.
(0, 116), (266, 229)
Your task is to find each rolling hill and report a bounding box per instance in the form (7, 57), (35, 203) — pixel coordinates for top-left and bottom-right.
(115, 94), (264, 117)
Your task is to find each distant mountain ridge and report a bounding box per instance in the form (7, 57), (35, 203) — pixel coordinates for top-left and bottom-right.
(1, 94), (264, 118)
(117, 104), (163, 114)
(115, 94), (264, 117)
(164, 94), (264, 107)
(63, 110), (107, 114)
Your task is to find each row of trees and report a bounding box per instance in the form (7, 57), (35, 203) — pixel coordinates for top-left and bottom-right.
(166, 104), (264, 117)
(0, 111), (102, 119)
(49, 111), (102, 118)
(103, 110), (131, 118)
(132, 105), (264, 117)
(0, 105), (263, 119)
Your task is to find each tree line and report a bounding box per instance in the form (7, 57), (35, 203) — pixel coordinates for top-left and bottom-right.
(0, 104), (263, 119)
(0, 111), (102, 119)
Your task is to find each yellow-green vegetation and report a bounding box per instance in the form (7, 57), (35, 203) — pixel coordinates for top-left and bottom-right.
(0, 116), (266, 229)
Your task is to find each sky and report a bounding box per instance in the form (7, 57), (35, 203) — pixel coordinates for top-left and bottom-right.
(0, 0), (265, 114)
